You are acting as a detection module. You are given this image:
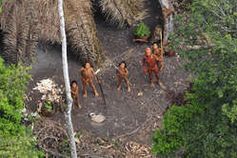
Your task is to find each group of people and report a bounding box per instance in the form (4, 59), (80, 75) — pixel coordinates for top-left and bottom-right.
(70, 43), (164, 108)
(143, 43), (164, 86)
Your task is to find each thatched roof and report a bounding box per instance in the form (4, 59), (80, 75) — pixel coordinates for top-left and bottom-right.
(64, 0), (103, 64)
(1, 1), (40, 63)
(0, 0), (145, 65)
(100, 0), (146, 28)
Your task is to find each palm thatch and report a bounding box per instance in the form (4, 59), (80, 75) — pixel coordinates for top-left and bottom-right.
(1, 1), (39, 63)
(37, 0), (60, 44)
(0, 0), (103, 65)
(0, 0), (146, 65)
(100, 0), (146, 28)
(64, 0), (103, 65)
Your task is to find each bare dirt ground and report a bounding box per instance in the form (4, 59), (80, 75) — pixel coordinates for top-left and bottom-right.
(26, 1), (190, 157)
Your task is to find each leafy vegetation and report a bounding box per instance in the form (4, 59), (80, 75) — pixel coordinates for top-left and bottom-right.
(43, 101), (54, 112)
(0, 57), (43, 157)
(133, 22), (151, 37)
(152, 0), (237, 157)
(0, 0), (2, 13)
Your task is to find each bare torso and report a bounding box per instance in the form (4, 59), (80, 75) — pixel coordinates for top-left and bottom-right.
(71, 86), (79, 97)
(81, 67), (94, 82)
(117, 68), (128, 78)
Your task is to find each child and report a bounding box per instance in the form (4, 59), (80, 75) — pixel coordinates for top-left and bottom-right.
(70, 80), (81, 108)
(117, 61), (131, 92)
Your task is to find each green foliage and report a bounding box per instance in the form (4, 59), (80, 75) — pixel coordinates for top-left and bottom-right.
(0, 0), (2, 13)
(152, 102), (204, 156)
(0, 132), (44, 158)
(133, 22), (151, 37)
(222, 99), (237, 123)
(0, 57), (43, 157)
(44, 101), (53, 111)
(152, 0), (237, 157)
(0, 58), (30, 134)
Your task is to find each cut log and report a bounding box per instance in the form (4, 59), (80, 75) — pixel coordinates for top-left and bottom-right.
(133, 38), (149, 43)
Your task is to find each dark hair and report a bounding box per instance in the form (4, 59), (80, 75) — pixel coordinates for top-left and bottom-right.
(118, 61), (127, 68)
(70, 80), (78, 87)
(82, 61), (93, 68)
(152, 42), (161, 47)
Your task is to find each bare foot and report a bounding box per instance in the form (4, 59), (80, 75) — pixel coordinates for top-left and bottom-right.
(83, 93), (87, 97)
(127, 87), (131, 92)
(159, 81), (167, 90)
(94, 91), (99, 97)
(117, 86), (121, 91)
(150, 82), (155, 87)
(77, 104), (82, 109)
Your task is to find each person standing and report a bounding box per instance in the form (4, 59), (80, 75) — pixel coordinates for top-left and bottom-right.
(116, 61), (131, 92)
(70, 80), (81, 108)
(80, 62), (99, 97)
(152, 43), (164, 71)
(142, 47), (160, 86)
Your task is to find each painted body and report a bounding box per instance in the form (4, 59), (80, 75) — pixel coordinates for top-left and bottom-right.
(142, 48), (159, 85)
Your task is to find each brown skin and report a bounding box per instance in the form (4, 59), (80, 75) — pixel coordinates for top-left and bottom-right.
(71, 82), (80, 108)
(152, 43), (164, 71)
(117, 62), (131, 92)
(143, 48), (160, 86)
(80, 63), (99, 97)
(151, 26), (162, 44)
(162, 7), (175, 18)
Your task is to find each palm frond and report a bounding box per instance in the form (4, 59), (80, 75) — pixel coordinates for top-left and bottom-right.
(100, 0), (147, 28)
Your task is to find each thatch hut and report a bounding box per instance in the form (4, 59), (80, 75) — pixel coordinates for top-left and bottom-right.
(1, 1), (40, 64)
(0, 0), (102, 65)
(0, 0), (146, 65)
(99, 0), (146, 27)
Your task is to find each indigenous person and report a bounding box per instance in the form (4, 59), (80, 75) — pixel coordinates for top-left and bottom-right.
(142, 47), (160, 86)
(152, 43), (164, 71)
(70, 80), (81, 108)
(151, 25), (163, 44)
(80, 62), (99, 97)
(116, 61), (131, 92)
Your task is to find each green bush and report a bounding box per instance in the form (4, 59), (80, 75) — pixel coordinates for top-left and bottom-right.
(133, 22), (151, 37)
(44, 101), (54, 111)
(0, 57), (43, 157)
(0, 132), (44, 157)
(152, 0), (237, 157)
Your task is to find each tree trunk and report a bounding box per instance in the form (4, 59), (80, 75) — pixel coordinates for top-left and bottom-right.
(159, 0), (174, 44)
(58, 0), (77, 157)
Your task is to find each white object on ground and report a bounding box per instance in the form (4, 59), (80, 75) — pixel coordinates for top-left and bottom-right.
(89, 113), (106, 123)
(137, 92), (143, 97)
(33, 78), (56, 94)
(33, 78), (63, 103)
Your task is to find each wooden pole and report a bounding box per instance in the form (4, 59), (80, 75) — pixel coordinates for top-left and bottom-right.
(58, 0), (77, 157)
